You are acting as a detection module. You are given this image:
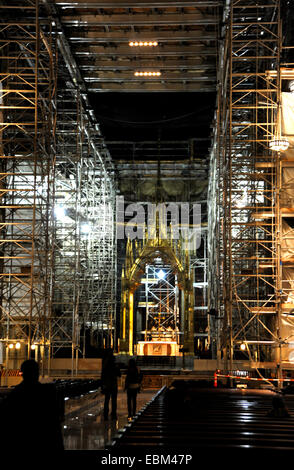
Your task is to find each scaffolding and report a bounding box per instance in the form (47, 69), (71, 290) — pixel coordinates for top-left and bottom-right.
(0, 1), (117, 373)
(51, 86), (116, 361)
(208, 0), (294, 377)
(138, 264), (180, 343)
(192, 227), (209, 357)
(0, 0), (57, 369)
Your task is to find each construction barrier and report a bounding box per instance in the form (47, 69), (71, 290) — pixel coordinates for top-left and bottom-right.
(216, 373), (293, 384)
(0, 369), (21, 377)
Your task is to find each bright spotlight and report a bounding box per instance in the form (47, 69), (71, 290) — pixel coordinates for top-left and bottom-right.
(81, 224), (91, 234)
(54, 205), (66, 219)
(157, 269), (166, 279)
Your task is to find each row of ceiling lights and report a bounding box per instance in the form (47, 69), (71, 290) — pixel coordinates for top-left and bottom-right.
(129, 40), (161, 78)
(134, 71), (161, 77)
(129, 41), (158, 47)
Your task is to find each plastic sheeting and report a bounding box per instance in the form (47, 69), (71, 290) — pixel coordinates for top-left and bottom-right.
(282, 221), (294, 260)
(279, 93), (294, 362)
(281, 168), (294, 207)
(281, 93), (294, 161)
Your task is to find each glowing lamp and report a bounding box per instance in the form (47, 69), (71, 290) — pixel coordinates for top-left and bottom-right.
(31, 344), (37, 350)
(269, 137), (289, 152)
(81, 223), (91, 234)
(8, 343), (14, 349)
(54, 205), (66, 219)
(240, 343), (246, 351)
(157, 269), (166, 280)
(15, 342), (21, 350)
(129, 41), (158, 47)
(134, 71), (161, 77)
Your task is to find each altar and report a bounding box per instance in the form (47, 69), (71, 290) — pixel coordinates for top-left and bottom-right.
(137, 341), (180, 356)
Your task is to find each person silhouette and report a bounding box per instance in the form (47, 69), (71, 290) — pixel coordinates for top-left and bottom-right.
(0, 359), (64, 452)
(101, 351), (121, 420)
(124, 358), (143, 420)
(267, 393), (290, 418)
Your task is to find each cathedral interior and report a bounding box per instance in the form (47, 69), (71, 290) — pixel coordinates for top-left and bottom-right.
(2, 2), (294, 454)
(1, 0), (294, 378)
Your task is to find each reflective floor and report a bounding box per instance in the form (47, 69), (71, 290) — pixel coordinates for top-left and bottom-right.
(63, 390), (156, 450)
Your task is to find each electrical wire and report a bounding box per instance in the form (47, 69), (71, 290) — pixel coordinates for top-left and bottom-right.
(94, 110), (204, 125)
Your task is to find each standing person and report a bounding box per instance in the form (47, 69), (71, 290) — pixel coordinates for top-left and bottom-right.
(101, 350), (121, 420)
(125, 358), (143, 420)
(0, 359), (64, 452)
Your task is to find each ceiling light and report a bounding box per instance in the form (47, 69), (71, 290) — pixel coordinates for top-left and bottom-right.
(8, 343), (14, 349)
(269, 137), (289, 152)
(31, 344), (37, 350)
(15, 342), (21, 350)
(240, 343), (246, 351)
(134, 71), (161, 78)
(129, 41), (158, 47)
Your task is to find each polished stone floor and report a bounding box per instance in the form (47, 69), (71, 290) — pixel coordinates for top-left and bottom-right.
(63, 390), (156, 450)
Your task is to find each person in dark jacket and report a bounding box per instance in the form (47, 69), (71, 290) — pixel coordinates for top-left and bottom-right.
(124, 358), (143, 419)
(101, 351), (121, 420)
(0, 359), (64, 452)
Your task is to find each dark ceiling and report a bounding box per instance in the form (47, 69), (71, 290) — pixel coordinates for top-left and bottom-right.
(89, 91), (216, 159)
